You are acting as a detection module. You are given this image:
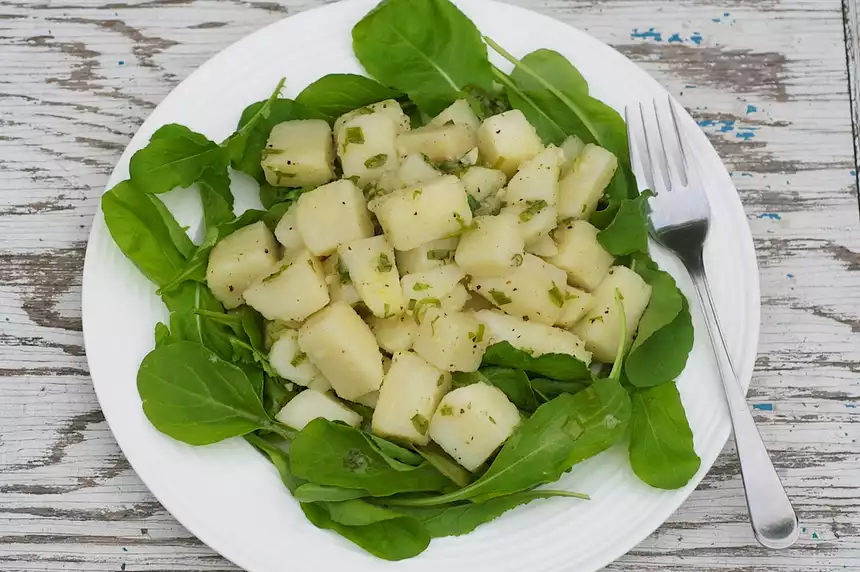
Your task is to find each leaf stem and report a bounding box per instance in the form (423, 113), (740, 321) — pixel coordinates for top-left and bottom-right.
(260, 420), (296, 441)
(609, 288), (627, 381)
(194, 308), (241, 325)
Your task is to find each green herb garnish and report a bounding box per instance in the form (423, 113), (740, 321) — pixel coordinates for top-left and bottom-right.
(426, 249), (451, 260)
(377, 252), (393, 272)
(411, 413), (429, 434)
(337, 258), (352, 284)
(412, 282), (432, 291)
(364, 153), (388, 169)
(262, 263), (290, 283)
(548, 282), (565, 308)
(489, 289), (512, 305)
(290, 351), (307, 367)
(411, 297), (441, 324)
(345, 126), (365, 145)
(519, 199), (548, 222)
(469, 323), (485, 343)
(511, 253), (523, 267)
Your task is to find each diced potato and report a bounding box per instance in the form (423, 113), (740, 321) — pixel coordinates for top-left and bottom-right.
(273, 204), (304, 254)
(396, 124), (477, 163)
(296, 179), (374, 257)
(527, 234), (558, 257)
(322, 254), (362, 306)
(372, 351), (452, 445)
(276, 390), (361, 431)
(370, 175), (472, 251)
(504, 145), (564, 205)
(547, 220), (614, 291)
(413, 308), (489, 372)
(269, 329), (324, 386)
(477, 110), (543, 177)
(559, 134), (586, 176)
(460, 146), (479, 166)
(354, 391), (379, 408)
(401, 263), (465, 305)
(475, 309), (592, 363)
(395, 237), (459, 274)
(298, 302), (385, 401)
(459, 166), (507, 202)
(429, 383), (521, 472)
(369, 314), (416, 353)
(334, 99), (411, 138)
(502, 200), (558, 245)
(243, 249), (329, 322)
(572, 266), (653, 362)
(470, 253), (567, 325)
(397, 153), (441, 187)
(556, 286), (595, 328)
(336, 113), (400, 185)
(454, 214), (524, 277)
(307, 375), (333, 393)
(441, 283), (469, 312)
(206, 221), (279, 309)
(262, 119), (335, 188)
(429, 99), (481, 132)
(338, 235), (404, 318)
(558, 144), (618, 220)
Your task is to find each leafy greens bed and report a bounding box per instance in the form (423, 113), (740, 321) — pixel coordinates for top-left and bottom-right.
(100, 0), (699, 560)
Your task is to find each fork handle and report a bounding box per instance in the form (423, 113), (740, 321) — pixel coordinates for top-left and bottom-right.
(688, 261), (799, 549)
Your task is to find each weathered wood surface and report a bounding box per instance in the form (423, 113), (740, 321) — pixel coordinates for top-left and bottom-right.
(1, 0), (859, 570)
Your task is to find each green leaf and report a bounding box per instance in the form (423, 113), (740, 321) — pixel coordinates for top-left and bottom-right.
(245, 433), (302, 493)
(301, 501), (430, 561)
(629, 383), (700, 489)
(262, 374), (297, 418)
(137, 342), (281, 445)
(363, 434), (425, 469)
(258, 183), (315, 210)
(289, 419), (451, 496)
(482, 341), (591, 381)
(529, 378), (588, 400)
(101, 181), (192, 288)
(294, 484), (371, 503)
(295, 74), (403, 122)
(452, 367), (539, 411)
(224, 77), (286, 165)
(415, 443), (472, 488)
(596, 191), (652, 256)
(197, 167), (234, 229)
(129, 124), (228, 195)
(161, 281), (235, 361)
(352, 0), (493, 116)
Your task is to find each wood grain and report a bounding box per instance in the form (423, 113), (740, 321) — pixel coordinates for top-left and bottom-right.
(1, 0), (859, 570)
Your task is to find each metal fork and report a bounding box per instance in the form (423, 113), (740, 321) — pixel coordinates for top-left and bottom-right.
(626, 97), (799, 550)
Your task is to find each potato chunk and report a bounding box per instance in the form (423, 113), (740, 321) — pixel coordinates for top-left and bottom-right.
(206, 221), (279, 309)
(502, 200), (559, 246)
(369, 314), (416, 353)
(429, 383), (521, 471)
(413, 308), (489, 372)
(475, 309), (591, 363)
(338, 235), (405, 318)
(454, 214), (524, 277)
(262, 119), (335, 188)
(269, 328), (324, 386)
(558, 144), (618, 220)
(396, 124), (476, 163)
(370, 175), (472, 251)
(398, 153), (441, 187)
(336, 113), (399, 185)
(547, 220), (614, 291)
(470, 253), (567, 325)
(477, 110), (543, 177)
(429, 99), (481, 132)
(298, 302), (384, 401)
(504, 145), (564, 205)
(555, 286), (595, 328)
(559, 134), (586, 176)
(322, 254), (361, 306)
(459, 166), (507, 202)
(527, 234), (558, 257)
(295, 179), (374, 257)
(395, 236), (459, 274)
(372, 351), (452, 445)
(276, 390), (361, 431)
(441, 283), (469, 312)
(572, 266), (652, 362)
(273, 204), (304, 255)
(401, 263), (465, 305)
(243, 249), (329, 322)
(334, 99), (411, 138)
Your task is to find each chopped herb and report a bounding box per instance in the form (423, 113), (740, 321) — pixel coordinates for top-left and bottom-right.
(430, 314), (441, 335)
(469, 323), (485, 343)
(590, 316), (604, 324)
(413, 189), (423, 199)
(618, 291), (625, 301)
(437, 374), (445, 387)
(467, 194), (480, 215)
(273, 169), (297, 185)
(489, 289), (513, 305)
(364, 153), (388, 169)
(426, 249), (452, 260)
(376, 252), (393, 273)
(262, 263), (290, 283)
(439, 404), (454, 416)
(511, 253), (523, 267)
(345, 126), (365, 145)
(337, 258), (351, 284)
(307, 259), (315, 270)
(548, 282), (565, 308)
(383, 303), (392, 318)
(411, 413), (429, 434)
(407, 298), (417, 311)
(443, 119), (455, 126)
(346, 175), (361, 186)
(290, 351), (307, 367)
(488, 415), (496, 424)
(519, 199), (548, 222)
(412, 297), (441, 324)
(412, 282), (432, 291)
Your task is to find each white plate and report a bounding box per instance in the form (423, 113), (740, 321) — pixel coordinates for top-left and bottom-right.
(82, 1), (760, 570)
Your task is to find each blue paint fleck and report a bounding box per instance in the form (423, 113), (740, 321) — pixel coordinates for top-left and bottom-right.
(736, 131), (756, 141)
(724, 12), (730, 16)
(847, 403), (857, 409)
(740, 172), (753, 177)
(697, 119), (736, 133)
(668, 33), (683, 43)
(631, 28), (663, 41)
(787, 273), (794, 278)
(118, 60), (125, 65)
(851, 170), (856, 176)
(122, 547), (128, 552)
(711, 17), (721, 22)
(690, 32), (703, 45)
(753, 403), (773, 411)
(746, 104), (758, 113)
(758, 213), (782, 220)
(685, 84), (697, 88)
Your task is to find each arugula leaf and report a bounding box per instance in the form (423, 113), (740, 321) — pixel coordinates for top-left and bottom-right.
(224, 77), (286, 165)
(452, 367), (539, 411)
(128, 124), (229, 195)
(295, 73), (403, 122)
(245, 432), (302, 492)
(197, 167), (234, 229)
(289, 419), (451, 496)
(262, 374), (297, 418)
(301, 501), (430, 561)
(415, 443), (472, 488)
(293, 484), (370, 503)
(258, 182), (315, 210)
(529, 378), (588, 400)
(352, 0), (493, 116)
(137, 342), (287, 445)
(597, 191), (653, 256)
(161, 281), (235, 361)
(363, 434), (425, 469)
(482, 341), (591, 381)
(101, 181), (192, 288)
(629, 383), (700, 489)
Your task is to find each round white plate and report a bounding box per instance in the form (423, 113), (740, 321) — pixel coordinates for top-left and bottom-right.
(82, 1), (759, 570)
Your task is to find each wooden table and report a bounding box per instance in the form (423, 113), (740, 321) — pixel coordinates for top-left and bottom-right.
(2, 0), (859, 570)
